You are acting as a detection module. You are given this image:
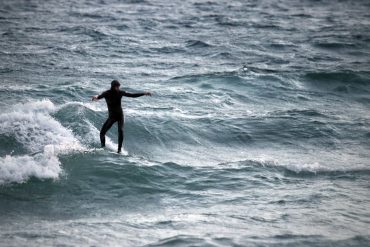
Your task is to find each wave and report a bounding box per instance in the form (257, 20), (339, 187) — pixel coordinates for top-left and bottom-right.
(169, 71), (250, 91)
(0, 99), (82, 153)
(0, 152), (61, 185)
(146, 235), (208, 247)
(1, 98), (367, 185)
(150, 46), (185, 54)
(272, 109), (326, 117)
(312, 41), (357, 49)
(146, 234), (370, 247)
(215, 16), (242, 27)
(304, 71), (370, 85)
(12, 154), (368, 195)
(52, 96), (357, 160)
(0, 100), (88, 185)
(303, 71), (370, 94)
(214, 158), (370, 178)
(185, 40), (212, 48)
(58, 26), (109, 41)
(169, 69), (301, 93)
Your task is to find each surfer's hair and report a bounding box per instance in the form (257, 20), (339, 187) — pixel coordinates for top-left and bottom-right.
(111, 80), (120, 88)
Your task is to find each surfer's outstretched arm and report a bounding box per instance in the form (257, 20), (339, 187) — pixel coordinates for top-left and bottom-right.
(92, 91), (109, 101)
(121, 91), (152, 97)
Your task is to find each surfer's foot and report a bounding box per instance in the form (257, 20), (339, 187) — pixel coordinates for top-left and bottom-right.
(117, 149), (121, 153)
(101, 144), (105, 148)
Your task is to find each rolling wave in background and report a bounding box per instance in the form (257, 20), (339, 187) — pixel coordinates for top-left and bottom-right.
(0, 0), (370, 246)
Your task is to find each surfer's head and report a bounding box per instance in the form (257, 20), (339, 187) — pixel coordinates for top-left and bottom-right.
(111, 80), (120, 92)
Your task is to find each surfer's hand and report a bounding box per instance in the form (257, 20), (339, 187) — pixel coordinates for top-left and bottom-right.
(144, 92), (152, 96)
(92, 96), (98, 101)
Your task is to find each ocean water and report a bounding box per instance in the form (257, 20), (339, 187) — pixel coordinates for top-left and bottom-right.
(1, 0), (370, 246)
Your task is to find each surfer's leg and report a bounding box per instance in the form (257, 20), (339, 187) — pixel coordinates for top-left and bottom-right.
(100, 118), (116, 147)
(117, 118), (124, 153)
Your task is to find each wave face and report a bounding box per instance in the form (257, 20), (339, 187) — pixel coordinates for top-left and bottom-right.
(1, 0), (370, 246)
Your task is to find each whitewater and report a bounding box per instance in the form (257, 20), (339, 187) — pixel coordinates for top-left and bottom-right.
(1, 0), (370, 246)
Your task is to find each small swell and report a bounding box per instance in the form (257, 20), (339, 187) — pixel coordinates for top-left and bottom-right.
(185, 40), (212, 48)
(313, 41), (356, 49)
(274, 109), (326, 118)
(304, 71), (370, 86)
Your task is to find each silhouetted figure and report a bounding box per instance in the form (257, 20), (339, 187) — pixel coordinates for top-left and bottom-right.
(92, 80), (151, 153)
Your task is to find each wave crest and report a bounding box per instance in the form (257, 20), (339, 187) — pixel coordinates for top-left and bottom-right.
(0, 153), (61, 185)
(0, 99), (85, 184)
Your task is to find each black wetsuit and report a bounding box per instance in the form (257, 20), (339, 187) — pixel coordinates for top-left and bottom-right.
(98, 89), (145, 151)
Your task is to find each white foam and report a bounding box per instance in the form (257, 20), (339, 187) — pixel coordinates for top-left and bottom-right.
(239, 148), (369, 173)
(0, 153), (61, 184)
(59, 101), (106, 112)
(0, 99), (83, 153)
(0, 99), (85, 184)
(0, 84), (33, 91)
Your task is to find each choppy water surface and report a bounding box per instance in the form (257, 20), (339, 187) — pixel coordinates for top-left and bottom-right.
(1, 0), (370, 246)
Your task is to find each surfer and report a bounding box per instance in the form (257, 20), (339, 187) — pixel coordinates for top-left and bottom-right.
(92, 80), (151, 153)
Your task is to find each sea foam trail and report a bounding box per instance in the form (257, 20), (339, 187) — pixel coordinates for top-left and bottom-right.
(0, 99), (85, 184)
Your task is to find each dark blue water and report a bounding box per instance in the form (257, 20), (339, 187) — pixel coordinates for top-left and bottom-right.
(1, 0), (370, 246)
